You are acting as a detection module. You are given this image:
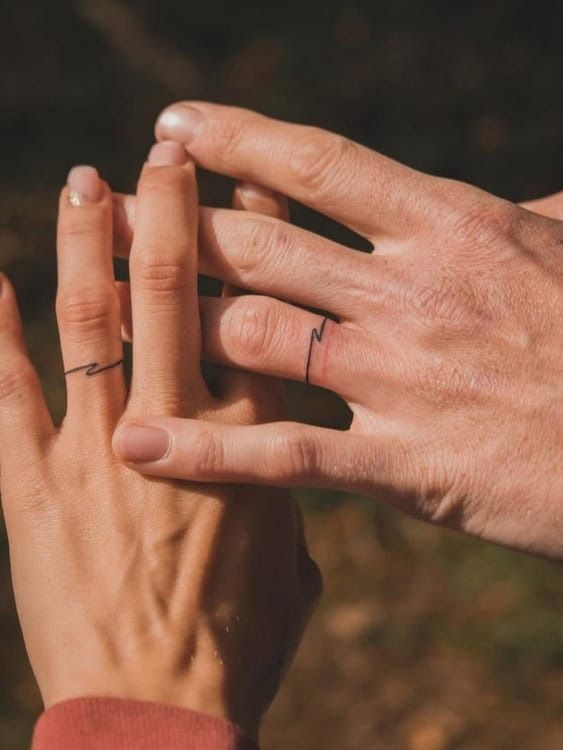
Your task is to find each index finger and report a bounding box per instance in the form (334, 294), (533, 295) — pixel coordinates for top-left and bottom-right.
(156, 101), (435, 241)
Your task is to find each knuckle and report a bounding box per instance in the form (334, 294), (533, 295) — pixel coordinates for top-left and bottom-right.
(134, 252), (190, 294)
(289, 129), (354, 196)
(272, 425), (319, 481)
(421, 452), (472, 527)
(224, 297), (279, 362)
(448, 197), (521, 246)
(401, 269), (491, 335)
(0, 360), (36, 405)
(416, 362), (462, 405)
(17, 491), (55, 518)
(413, 356), (497, 408)
(57, 287), (118, 337)
(210, 117), (246, 165)
(234, 218), (290, 278)
(60, 213), (105, 243)
(409, 279), (479, 329)
(5, 472), (58, 519)
(192, 429), (224, 475)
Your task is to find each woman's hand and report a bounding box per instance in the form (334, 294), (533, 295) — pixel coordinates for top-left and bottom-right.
(0, 145), (320, 741)
(113, 101), (563, 560)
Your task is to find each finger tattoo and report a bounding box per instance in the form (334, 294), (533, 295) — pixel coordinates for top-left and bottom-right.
(64, 359), (124, 377)
(305, 317), (329, 385)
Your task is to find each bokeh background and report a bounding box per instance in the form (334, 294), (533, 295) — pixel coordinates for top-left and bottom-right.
(1, 1), (563, 748)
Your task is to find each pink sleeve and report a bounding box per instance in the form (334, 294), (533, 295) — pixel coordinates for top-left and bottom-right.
(32, 697), (258, 750)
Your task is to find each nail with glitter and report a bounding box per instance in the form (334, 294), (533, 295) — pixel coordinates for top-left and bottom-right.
(67, 166), (102, 206)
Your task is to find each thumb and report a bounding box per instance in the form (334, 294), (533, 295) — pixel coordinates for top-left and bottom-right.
(112, 418), (405, 495)
(520, 190), (563, 221)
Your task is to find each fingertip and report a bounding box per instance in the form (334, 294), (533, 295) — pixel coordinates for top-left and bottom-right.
(155, 104), (184, 140)
(67, 165), (103, 205)
(113, 423), (171, 465)
(155, 102), (204, 145)
(147, 140), (188, 167)
(236, 182), (276, 201)
(139, 155), (196, 182)
(60, 177), (112, 221)
(233, 181), (289, 220)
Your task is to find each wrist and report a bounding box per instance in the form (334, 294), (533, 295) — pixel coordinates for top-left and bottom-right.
(33, 696), (259, 749)
(41, 660), (262, 742)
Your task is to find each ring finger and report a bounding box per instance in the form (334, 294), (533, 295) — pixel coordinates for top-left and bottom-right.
(56, 167), (125, 429)
(199, 294), (372, 402)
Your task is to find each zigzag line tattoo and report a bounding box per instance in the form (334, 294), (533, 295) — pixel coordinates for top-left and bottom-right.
(305, 317), (329, 385)
(64, 359), (124, 377)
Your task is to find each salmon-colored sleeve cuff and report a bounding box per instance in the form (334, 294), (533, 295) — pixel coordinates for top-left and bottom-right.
(32, 697), (258, 750)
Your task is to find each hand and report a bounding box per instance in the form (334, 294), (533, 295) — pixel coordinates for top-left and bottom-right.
(0, 146), (320, 741)
(112, 101), (563, 560)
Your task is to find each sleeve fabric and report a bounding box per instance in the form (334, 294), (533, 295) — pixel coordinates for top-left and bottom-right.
(31, 697), (258, 750)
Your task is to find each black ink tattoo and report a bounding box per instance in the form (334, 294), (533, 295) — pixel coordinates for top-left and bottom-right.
(305, 317), (329, 384)
(64, 359), (124, 377)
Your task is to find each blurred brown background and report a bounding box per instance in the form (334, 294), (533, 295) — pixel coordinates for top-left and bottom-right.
(1, 1), (563, 748)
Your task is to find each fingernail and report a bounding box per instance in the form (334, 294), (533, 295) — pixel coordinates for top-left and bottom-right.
(116, 426), (170, 463)
(147, 140), (188, 166)
(157, 104), (204, 144)
(67, 165), (102, 206)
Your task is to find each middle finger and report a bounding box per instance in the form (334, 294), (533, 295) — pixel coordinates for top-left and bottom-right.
(114, 198), (376, 322)
(128, 145), (207, 417)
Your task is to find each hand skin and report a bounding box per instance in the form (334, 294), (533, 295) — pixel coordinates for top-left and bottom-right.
(0, 147), (320, 741)
(111, 102), (563, 561)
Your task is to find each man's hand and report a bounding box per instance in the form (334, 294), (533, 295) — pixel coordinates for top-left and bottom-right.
(0, 146), (320, 742)
(113, 101), (563, 560)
